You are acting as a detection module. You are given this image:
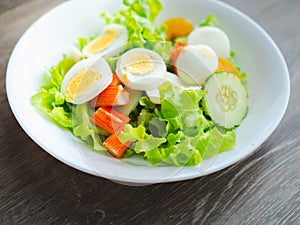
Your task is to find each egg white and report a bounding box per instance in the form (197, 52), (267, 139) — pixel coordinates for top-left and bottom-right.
(61, 57), (113, 104)
(176, 44), (218, 86)
(187, 26), (231, 59)
(116, 48), (167, 91)
(83, 24), (128, 58)
(68, 45), (82, 62)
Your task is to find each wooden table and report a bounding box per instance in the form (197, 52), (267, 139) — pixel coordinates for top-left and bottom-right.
(1, 0), (299, 224)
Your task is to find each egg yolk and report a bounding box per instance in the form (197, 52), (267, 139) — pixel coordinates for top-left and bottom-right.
(163, 18), (193, 41)
(125, 53), (154, 75)
(200, 47), (214, 60)
(85, 29), (117, 54)
(215, 58), (241, 78)
(64, 67), (102, 102)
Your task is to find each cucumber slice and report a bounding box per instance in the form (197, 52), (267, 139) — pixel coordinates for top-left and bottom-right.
(203, 72), (248, 129)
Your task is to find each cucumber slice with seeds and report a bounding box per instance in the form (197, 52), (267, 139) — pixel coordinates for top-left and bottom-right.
(203, 72), (248, 129)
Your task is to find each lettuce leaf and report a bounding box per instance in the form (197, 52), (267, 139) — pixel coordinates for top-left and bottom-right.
(123, 0), (163, 23)
(196, 128), (236, 159)
(144, 131), (202, 166)
(118, 124), (166, 153)
(100, 0), (166, 48)
(162, 133), (202, 166)
(30, 57), (76, 128)
(72, 104), (108, 151)
(118, 83), (236, 166)
(48, 57), (75, 90)
(198, 13), (220, 27)
(159, 82), (210, 134)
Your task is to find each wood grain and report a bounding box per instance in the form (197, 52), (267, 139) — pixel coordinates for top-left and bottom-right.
(0, 0), (299, 224)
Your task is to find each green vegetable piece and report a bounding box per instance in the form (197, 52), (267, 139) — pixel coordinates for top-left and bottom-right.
(203, 72), (248, 129)
(100, 0), (166, 50)
(198, 13), (220, 27)
(72, 104), (107, 151)
(196, 128), (236, 159)
(31, 57), (76, 128)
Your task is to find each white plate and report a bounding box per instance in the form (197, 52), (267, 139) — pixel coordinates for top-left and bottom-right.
(6, 0), (290, 185)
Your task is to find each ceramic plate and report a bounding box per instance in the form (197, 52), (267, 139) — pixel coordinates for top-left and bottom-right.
(6, 0), (290, 185)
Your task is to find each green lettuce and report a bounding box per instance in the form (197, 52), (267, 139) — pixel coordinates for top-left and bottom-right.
(100, 0), (166, 48)
(118, 83), (236, 166)
(196, 128), (236, 159)
(198, 13), (220, 27)
(159, 82), (210, 134)
(123, 0), (163, 23)
(72, 104), (108, 151)
(30, 57), (75, 128)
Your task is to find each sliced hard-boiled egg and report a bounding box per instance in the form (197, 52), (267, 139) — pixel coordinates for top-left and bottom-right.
(176, 44), (218, 86)
(146, 72), (185, 104)
(187, 26), (231, 59)
(61, 57), (113, 104)
(83, 24), (128, 58)
(116, 48), (167, 90)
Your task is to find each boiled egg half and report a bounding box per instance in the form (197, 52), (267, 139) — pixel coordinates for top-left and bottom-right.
(187, 26), (231, 59)
(83, 24), (128, 58)
(61, 57), (113, 104)
(116, 48), (167, 90)
(176, 44), (218, 86)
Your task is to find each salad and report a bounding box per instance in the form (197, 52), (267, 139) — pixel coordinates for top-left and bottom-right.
(31, 0), (248, 166)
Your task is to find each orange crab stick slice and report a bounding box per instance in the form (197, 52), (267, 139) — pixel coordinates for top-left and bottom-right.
(103, 132), (132, 159)
(90, 74), (129, 107)
(110, 74), (122, 86)
(170, 41), (186, 75)
(91, 107), (130, 134)
(92, 84), (130, 107)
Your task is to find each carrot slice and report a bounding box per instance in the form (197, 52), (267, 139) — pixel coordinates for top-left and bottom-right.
(170, 41), (186, 75)
(103, 133), (132, 159)
(91, 107), (130, 134)
(163, 18), (193, 41)
(92, 85), (130, 107)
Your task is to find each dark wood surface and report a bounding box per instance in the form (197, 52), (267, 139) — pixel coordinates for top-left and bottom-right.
(1, 0), (299, 224)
